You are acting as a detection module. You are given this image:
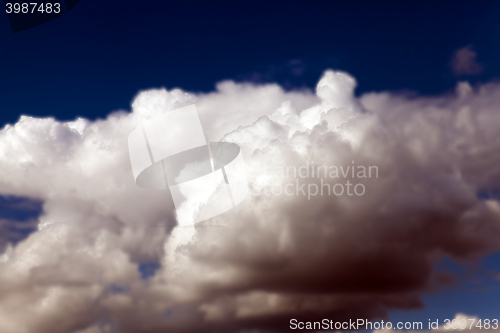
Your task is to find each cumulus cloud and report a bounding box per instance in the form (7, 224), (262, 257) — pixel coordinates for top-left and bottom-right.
(0, 71), (499, 332)
(451, 45), (483, 76)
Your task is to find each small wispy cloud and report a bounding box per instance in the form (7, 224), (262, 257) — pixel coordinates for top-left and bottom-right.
(451, 45), (483, 76)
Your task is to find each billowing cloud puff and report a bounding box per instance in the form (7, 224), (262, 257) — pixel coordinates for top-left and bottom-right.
(0, 71), (499, 333)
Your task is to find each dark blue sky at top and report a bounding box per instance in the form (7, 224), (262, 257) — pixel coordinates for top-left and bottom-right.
(0, 0), (499, 127)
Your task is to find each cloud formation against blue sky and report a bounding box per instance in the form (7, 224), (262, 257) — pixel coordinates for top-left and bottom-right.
(0, 70), (499, 332)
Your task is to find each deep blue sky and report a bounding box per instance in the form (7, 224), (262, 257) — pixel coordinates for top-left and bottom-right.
(1, 0), (500, 127)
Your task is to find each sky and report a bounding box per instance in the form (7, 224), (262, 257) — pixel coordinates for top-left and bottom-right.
(1, 0), (500, 124)
(1, 1), (500, 333)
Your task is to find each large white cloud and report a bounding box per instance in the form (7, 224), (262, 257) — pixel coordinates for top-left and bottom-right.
(0, 71), (499, 332)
